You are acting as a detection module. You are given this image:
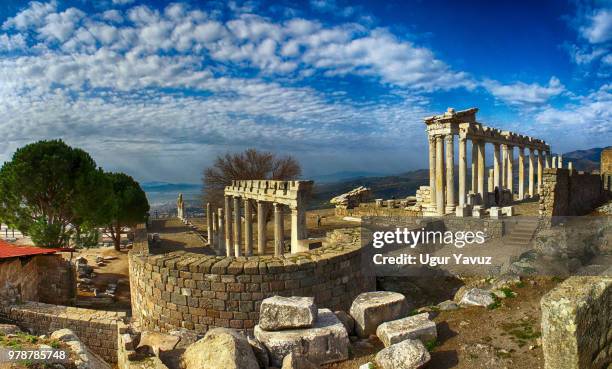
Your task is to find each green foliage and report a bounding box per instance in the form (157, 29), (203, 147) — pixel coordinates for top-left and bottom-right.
(424, 339), (438, 352)
(104, 172), (149, 250)
(0, 140), (111, 247)
(487, 294), (502, 310)
(499, 287), (516, 298)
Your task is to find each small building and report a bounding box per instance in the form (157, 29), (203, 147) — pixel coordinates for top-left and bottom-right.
(0, 240), (75, 305)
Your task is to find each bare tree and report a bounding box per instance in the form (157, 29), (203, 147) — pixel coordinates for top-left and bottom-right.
(202, 148), (301, 208)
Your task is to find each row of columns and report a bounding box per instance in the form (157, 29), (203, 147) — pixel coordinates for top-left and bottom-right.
(428, 134), (551, 215)
(206, 196), (307, 257)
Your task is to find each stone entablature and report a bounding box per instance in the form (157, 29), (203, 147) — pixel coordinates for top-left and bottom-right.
(423, 107), (552, 217)
(128, 228), (374, 336)
(224, 180), (313, 208)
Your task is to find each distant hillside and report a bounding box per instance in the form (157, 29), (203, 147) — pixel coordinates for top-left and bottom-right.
(311, 171), (387, 183)
(562, 146), (611, 172)
(310, 169), (429, 209)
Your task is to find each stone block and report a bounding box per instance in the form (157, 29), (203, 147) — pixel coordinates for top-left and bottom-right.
(472, 205), (483, 218)
(374, 339), (430, 369)
(137, 331), (181, 356)
(489, 206), (502, 219)
(455, 205), (472, 217)
(259, 296), (318, 331)
(349, 291), (409, 338)
(254, 309), (349, 366)
(501, 206), (514, 216)
(459, 288), (495, 307)
(179, 328), (259, 369)
(375, 313), (437, 347)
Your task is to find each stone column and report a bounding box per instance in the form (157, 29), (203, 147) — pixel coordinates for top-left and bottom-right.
(428, 135), (436, 205)
(537, 150), (543, 195)
(291, 205), (308, 253)
(552, 156), (557, 168)
(458, 136), (467, 207)
(501, 144), (507, 189)
(477, 141), (486, 205)
(244, 198), (253, 256)
(558, 155), (563, 169)
(218, 208), (225, 255)
(257, 201), (266, 255)
(224, 196), (233, 257)
(233, 196), (242, 257)
(206, 203), (213, 247)
(529, 148), (535, 197)
(493, 143), (501, 192)
(543, 151), (549, 168)
(273, 203), (284, 257)
(212, 211), (219, 252)
(518, 147), (525, 199)
(507, 145), (514, 195)
(488, 169), (494, 192)
(546, 151), (551, 168)
(445, 135), (455, 214)
(471, 139), (478, 194)
(435, 136), (445, 215)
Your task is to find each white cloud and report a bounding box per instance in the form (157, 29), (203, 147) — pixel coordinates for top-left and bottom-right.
(482, 77), (565, 105)
(580, 8), (612, 44)
(2, 1), (57, 31)
(0, 33), (26, 51)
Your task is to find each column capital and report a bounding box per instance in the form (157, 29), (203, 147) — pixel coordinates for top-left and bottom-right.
(444, 134), (454, 143)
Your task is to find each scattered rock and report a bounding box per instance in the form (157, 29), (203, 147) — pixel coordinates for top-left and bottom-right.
(247, 336), (269, 369)
(137, 331), (181, 356)
(259, 296), (317, 331)
(375, 339), (430, 369)
(491, 274), (521, 290)
(459, 288), (495, 307)
(437, 300), (459, 311)
(350, 291), (409, 338)
(75, 257), (88, 265)
(334, 311), (355, 335)
(376, 313), (437, 347)
(281, 352), (319, 369)
(359, 363), (375, 369)
(51, 329), (79, 342)
(254, 309), (349, 367)
(0, 324), (22, 335)
(179, 328), (259, 369)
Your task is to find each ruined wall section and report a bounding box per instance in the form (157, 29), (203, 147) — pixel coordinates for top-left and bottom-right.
(0, 302), (125, 363)
(539, 168), (604, 216)
(541, 276), (611, 369)
(602, 148), (612, 190)
(129, 228), (375, 335)
(0, 254), (75, 305)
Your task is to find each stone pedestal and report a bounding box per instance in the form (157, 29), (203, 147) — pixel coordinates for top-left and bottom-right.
(455, 204), (472, 217)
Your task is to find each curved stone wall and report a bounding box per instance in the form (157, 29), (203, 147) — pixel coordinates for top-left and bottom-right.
(129, 228), (374, 334)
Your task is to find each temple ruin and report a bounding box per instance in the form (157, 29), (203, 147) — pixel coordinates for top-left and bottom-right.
(211, 180), (315, 256)
(419, 107), (552, 217)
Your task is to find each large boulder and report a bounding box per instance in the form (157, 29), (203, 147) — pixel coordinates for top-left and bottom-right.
(350, 291), (409, 338)
(375, 339), (430, 369)
(259, 296), (317, 331)
(459, 288), (495, 307)
(281, 352), (319, 369)
(376, 313), (437, 347)
(137, 331), (181, 356)
(179, 328), (259, 369)
(254, 309), (349, 367)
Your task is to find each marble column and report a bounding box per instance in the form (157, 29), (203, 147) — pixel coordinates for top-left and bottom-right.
(428, 135), (436, 205)
(257, 201), (266, 255)
(206, 202), (213, 247)
(233, 196), (242, 256)
(224, 196), (233, 257)
(445, 135), (455, 214)
(546, 151), (552, 168)
(244, 198), (253, 256)
(478, 141), (486, 205)
(537, 150), (543, 195)
(218, 208), (225, 255)
(471, 139), (479, 195)
(493, 143), (501, 192)
(435, 136), (445, 215)
(529, 148), (535, 197)
(458, 136), (467, 207)
(518, 147), (525, 200)
(552, 156), (557, 169)
(273, 203), (284, 257)
(291, 205), (308, 253)
(507, 145), (514, 195)
(558, 155), (563, 169)
(501, 144), (507, 189)
(544, 151), (549, 168)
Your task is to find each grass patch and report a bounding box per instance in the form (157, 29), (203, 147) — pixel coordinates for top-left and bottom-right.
(487, 294), (502, 310)
(499, 287), (516, 298)
(424, 339), (438, 352)
(501, 320), (541, 344)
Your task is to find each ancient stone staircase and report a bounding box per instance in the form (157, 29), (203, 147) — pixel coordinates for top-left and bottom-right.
(503, 219), (539, 248)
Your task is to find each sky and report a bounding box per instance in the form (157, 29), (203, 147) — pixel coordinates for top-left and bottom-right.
(0, 0), (610, 183)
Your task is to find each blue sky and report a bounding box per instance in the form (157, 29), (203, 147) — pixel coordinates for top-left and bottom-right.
(0, 0), (610, 183)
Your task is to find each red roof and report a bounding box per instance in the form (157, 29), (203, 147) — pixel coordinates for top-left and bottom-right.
(0, 239), (61, 259)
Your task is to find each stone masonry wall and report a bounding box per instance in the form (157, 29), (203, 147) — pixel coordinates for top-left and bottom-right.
(129, 228), (375, 335)
(602, 148), (612, 190)
(0, 301), (125, 363)
(541, 276), (611, 369)
(540, 168), (604, 217)
(335, 203), (421, 217)
(0, 254), (75, 305)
